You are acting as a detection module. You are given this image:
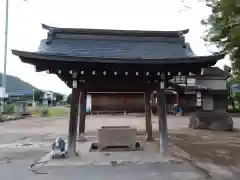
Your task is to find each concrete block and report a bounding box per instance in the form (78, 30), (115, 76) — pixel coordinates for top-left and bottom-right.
(98, 126), (137, 150)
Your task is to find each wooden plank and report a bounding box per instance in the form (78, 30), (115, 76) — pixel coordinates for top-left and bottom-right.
(91, 93), (145, 113)
(84, 82), (158, 92)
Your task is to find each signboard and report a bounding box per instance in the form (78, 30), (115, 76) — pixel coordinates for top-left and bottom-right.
(86, 94), (92, 112)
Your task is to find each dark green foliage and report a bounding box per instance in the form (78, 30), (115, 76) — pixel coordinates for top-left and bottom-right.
(34, 90), (44, 102)
(67, 94), (71, 104)
(0, 72), (64, 102)
(227, 108), (240, 113)
(55, 93), (64, 101)
(5, 104), (15, 114)
(234, 92), (240, 105)
(202, 0), (240, 75)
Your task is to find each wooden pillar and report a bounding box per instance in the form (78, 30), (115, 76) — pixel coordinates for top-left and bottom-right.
(157, 90), (168, 153)
(145, 90), (153, 141)
(157, 72), (168, 154)
(78, 89), (87, 141)
(67, 87), (79, 156)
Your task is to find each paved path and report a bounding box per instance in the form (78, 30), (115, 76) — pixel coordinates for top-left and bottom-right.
(0, 115), (240, 179)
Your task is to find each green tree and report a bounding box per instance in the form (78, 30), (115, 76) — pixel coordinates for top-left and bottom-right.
(67, 94), (72, 104)
(202, 0), (240, 74)
(227, 76), (236, 109)
(55, 93), (64, 102)
(34, 90), (44, 102)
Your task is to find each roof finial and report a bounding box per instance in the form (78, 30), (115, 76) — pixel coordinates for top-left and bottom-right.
(46, 28), (56, 45)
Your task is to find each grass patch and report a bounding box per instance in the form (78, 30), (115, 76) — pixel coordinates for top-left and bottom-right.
(28, 106), (70, 117)
(48, 107), (70, 117)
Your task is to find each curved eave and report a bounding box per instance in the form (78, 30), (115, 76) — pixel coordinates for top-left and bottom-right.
(42, 24), (189, 37)
(12, 50), (224, 65)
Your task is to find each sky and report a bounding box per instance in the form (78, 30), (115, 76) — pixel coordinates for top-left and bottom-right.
(0, 0), (231, 95)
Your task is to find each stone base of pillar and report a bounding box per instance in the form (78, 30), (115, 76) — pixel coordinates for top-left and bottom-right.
(145, 135), (154, 142)
(159, 135), (168, 155)
(77, 133), (86, 142)
(67, 148), (79, 157)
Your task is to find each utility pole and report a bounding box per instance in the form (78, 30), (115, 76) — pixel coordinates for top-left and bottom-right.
(2, 0), (9, 93)
(32, 89), (35, 106)
(1, 0), (9, 114)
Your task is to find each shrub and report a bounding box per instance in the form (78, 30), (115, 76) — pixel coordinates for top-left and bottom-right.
(40, 108), (49, 117)
(4, 104), (15, 114)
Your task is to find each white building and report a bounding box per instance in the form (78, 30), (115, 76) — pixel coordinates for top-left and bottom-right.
(0, 87), (8, 99)
(42, 91), (56, 106)
(0, 87), (8, 113)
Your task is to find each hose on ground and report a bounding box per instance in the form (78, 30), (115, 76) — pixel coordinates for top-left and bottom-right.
(29, 160), (49, 174)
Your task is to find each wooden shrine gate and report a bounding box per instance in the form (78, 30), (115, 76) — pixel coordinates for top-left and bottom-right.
(12, 24), (223, 156)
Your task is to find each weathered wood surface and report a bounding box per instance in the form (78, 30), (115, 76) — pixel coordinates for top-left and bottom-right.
(145, 90), (153, 141)
(157, 90), (168, 153)
(67, 88), (79, 156)
(79, 89), (87, 135)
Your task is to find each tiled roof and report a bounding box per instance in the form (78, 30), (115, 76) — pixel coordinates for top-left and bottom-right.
(11, 24), (224, 65)
(37, 39), (195, 60)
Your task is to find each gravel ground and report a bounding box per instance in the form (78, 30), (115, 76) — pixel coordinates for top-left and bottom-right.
(0, 115), (240, 179)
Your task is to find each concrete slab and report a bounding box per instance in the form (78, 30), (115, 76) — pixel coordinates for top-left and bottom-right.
(30, 138), (210, 180)
(41, 136), (180, 167)
(37, 163), (206, 180)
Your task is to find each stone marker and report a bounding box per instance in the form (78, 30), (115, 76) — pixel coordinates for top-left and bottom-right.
(189, 109), (233, 131)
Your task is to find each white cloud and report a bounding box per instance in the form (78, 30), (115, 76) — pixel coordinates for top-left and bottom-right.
(0, 0), (230, 94)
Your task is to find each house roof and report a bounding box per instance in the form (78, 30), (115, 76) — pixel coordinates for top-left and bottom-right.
(194, 67), (229, 80)
(8, 90), (33, 96)
(202, 67), (228, 77)
(11, 24), (224, 66)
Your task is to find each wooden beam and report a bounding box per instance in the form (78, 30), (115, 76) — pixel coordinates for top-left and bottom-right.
(145, 90), (153, 141)
(32, 60), (210, 75)
(78, 88), (87, 141)
(84, 82), (158, 92)
(67, 87), (79, 156)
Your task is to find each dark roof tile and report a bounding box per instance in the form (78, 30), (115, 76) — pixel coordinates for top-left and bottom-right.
(11, 24), (224, 65)
(37, 38), (195, 59)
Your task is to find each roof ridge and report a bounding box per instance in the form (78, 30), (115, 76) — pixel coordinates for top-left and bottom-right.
(42, 24), (189, 37)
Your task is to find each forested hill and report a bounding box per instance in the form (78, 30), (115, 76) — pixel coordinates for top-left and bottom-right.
(0, 72), (38, 93)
